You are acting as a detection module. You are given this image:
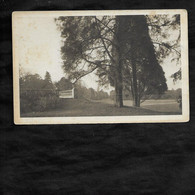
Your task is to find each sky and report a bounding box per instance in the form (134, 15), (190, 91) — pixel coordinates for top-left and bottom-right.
(15, 16), (181, 91)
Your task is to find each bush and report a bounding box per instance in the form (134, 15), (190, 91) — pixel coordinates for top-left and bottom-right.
(20, 90), (60, 113)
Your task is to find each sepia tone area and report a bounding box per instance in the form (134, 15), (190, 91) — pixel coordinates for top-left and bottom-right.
(16, 13), (183, 118)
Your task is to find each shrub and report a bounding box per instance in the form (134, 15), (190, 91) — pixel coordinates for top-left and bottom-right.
(20, 90), (60, 113)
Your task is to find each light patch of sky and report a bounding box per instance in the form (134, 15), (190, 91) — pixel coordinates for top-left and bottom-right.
(161, 57), (181, 90)
(150, 19), (182, 90)
(16, 16), (181, 91)
(16, 16), (64, 82)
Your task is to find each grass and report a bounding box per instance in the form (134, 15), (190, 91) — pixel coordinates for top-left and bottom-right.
(21, 98), (181, 117)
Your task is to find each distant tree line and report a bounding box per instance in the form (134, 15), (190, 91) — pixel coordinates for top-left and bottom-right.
(20, 70), (58, 113)
(19, 69), (109, 113)
(110, 88), (181, 101)
(20, 68), (181, 114)
(55, 77), (109, 100)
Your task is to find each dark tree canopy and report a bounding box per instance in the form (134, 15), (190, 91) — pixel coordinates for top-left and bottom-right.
(20, 73), (44, 90)
(56, 16), (114, 84)
(44, 71), (52, 83)
(56, 15), (125, 106)
(55, 77), (73, 91)
(114, 16), (167, 106)
(146, 14), (181, 82)
(56, 15), (173, 107)
(43, 71), (55, 90)
(19, 71), (55, 91)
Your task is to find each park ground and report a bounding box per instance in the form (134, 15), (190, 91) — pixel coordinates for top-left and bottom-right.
(21, 98), (182, 117)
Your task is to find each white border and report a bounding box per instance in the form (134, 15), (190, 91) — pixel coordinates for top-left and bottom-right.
(12, 10), (189, 124)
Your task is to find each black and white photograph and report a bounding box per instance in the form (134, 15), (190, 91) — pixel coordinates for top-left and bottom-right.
(12, 10), (189, 124)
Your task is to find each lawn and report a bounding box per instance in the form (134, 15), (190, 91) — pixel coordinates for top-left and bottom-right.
(98, 99), (181, 113)
(21, 98), (181, 117)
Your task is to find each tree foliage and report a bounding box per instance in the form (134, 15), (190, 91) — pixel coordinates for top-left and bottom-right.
(118, 16), (167, 106)
(146, 14), (181, 81)
(56, 15), (124, 106)
(56, 16), (113, 83)
(56, 14), (177, 107)
(55, 77), (73, 91)
(19, 71), (59, 113)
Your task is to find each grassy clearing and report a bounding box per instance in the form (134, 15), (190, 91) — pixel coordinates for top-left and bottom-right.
(21, 98), (181, 117)
(99, 99), (181, 113)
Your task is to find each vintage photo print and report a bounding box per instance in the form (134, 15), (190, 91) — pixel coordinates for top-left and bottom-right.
(12, 10), (189, 124)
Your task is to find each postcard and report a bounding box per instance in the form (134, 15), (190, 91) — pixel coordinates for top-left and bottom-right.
(12, 10), (189, 124)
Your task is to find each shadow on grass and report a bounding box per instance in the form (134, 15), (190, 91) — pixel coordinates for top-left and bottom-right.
(20, 99), (182, 117)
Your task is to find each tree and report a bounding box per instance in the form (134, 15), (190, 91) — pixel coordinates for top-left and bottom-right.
(19, 72), (59, 113)
(56, 15), (169, 107)
(56, 16), (125, 107)
(55, 77), (73, 91)
(119, 16), (167, 106)
(20, 73), (44, 90)
(44, 71), (52, 83)
(43, 71), (55, 90)
(88, 88), (96, 99)
(146, 15), (181, 82)
(96, 16), (167, 107)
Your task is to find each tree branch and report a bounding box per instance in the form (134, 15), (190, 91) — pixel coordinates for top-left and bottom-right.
(95, 17), (115, 34)
(152, 41), (181, 56)
(72, 66), (98, 84)
(146, 15), (172, 28)
(88, 46), (105, 50)
(94, 17), (116, 64)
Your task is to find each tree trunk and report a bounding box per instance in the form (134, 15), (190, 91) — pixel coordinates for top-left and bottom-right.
(132, 60), (140, 107)
(112, 17), (123, 107)
(132, 93), (140, 107)
(115, 66), (123, 107)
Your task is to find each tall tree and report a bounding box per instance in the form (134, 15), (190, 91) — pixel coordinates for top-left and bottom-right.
(43, 71), (55, 90)
(56, 15), (169, 107)
(115, 16), (167, 107)
(44, 71), (52, 83)
(56, 16), (125, 107)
